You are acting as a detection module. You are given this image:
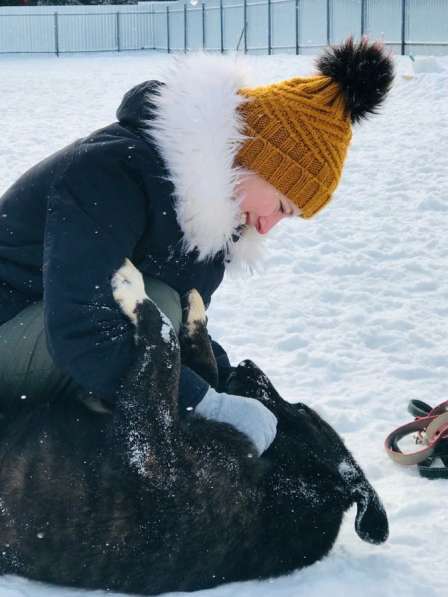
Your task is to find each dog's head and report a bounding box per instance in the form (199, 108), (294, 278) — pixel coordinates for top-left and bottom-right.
(226, 360), (389, 545)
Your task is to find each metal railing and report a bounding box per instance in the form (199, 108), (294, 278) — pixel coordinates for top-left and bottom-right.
(0, 0), (447, 56)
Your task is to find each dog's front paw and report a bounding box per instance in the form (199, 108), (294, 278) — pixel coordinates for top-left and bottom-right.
(183, 289), (207, 335)
(111, 258), (147, 325)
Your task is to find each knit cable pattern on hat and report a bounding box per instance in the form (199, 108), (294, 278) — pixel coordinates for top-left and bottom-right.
(236, 75), (352, 219)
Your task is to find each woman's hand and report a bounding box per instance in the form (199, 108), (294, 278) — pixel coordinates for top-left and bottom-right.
(195, 387), (277, 455)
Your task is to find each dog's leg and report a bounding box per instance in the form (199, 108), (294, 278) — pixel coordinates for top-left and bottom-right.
(111, 259), (181, 477)
(179, 289), (218, 388)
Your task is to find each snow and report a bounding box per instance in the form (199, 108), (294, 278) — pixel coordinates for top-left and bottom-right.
(1, 50), (447, 597)
(160, 319), (173, 344)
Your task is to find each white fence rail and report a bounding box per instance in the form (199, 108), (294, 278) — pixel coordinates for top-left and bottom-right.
(0, 0), (447, 56)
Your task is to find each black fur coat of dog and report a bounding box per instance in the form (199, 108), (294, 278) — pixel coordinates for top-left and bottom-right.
(0, 260), (388, 595)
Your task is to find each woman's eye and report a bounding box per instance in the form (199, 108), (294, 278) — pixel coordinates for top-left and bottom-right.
(279, 202), (285, 214)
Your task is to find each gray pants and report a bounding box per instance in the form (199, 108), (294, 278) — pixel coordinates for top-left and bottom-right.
(0, 277), (182, 412)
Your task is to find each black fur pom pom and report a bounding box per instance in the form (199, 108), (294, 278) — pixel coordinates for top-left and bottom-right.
(317, 37), (394, 124)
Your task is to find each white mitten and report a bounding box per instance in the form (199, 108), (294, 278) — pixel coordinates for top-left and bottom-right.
(195, 387), (277, 456)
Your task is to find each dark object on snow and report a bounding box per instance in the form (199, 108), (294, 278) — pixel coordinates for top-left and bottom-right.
(317, 37), (395, 124)
(0, 261), (388, 594)
(385, 399), (448, 479)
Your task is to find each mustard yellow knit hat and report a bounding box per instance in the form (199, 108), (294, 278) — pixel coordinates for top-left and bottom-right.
(236, 38), (394, 218)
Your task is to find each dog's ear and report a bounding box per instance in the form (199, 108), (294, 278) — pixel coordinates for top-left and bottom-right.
(353, 486), (389, 544)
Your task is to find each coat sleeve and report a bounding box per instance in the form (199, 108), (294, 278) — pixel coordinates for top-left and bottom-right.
(177, 341), (232, 412)
(210, 338), (232, 391)
(43, 141), (212, 409)
(43, 142), (148, 399)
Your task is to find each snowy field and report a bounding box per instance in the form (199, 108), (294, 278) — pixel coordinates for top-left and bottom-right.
(0, 50), (447, 597)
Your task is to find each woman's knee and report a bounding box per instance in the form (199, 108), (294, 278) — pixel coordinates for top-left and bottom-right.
(0, 302), (78, 410)
(142, 277), (182, 335)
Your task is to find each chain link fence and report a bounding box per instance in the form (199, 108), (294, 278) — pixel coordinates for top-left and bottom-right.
(0, 0), (447, 56)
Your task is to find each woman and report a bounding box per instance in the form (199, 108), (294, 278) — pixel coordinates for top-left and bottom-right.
(0, 39), (393, 455)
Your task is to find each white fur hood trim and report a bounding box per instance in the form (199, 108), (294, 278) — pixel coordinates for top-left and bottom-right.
(145, 53), (264, 270)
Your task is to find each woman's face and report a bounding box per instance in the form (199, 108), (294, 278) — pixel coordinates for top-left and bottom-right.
(236, 171), (299, 235)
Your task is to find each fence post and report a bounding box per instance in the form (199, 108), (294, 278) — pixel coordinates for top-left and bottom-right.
(202, 2), (206, 50)
(116, 11), (121, 52)
(54, 12), (59, 57)
(326, 0), (332, 46)
(244, 0), (248, 54)
(235, 22), (245, 51)
(267, 0), (272, 55)
(295, 0), (300, 55)
(151, 5), (155, 50)
(184, 3), (188, 54)
(220, 0), (224, 53)
(360, 0), (367, 36)
(401, 0), (407, 55)
(166, 5), (170, 54)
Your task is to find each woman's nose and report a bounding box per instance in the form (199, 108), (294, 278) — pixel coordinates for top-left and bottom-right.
(257, 212), (285, 235)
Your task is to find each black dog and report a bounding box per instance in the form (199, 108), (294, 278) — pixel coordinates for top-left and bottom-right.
(0, 259), (388, 595)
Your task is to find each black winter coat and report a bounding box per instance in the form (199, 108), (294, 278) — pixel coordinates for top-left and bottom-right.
(0, 78), (250, 408)
(0, 55), (261, 407)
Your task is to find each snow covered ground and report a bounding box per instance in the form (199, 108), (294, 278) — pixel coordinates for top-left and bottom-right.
(0, 49), (447, 597)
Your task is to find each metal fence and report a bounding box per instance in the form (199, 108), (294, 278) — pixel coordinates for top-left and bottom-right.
(0, 0), (447, 56)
